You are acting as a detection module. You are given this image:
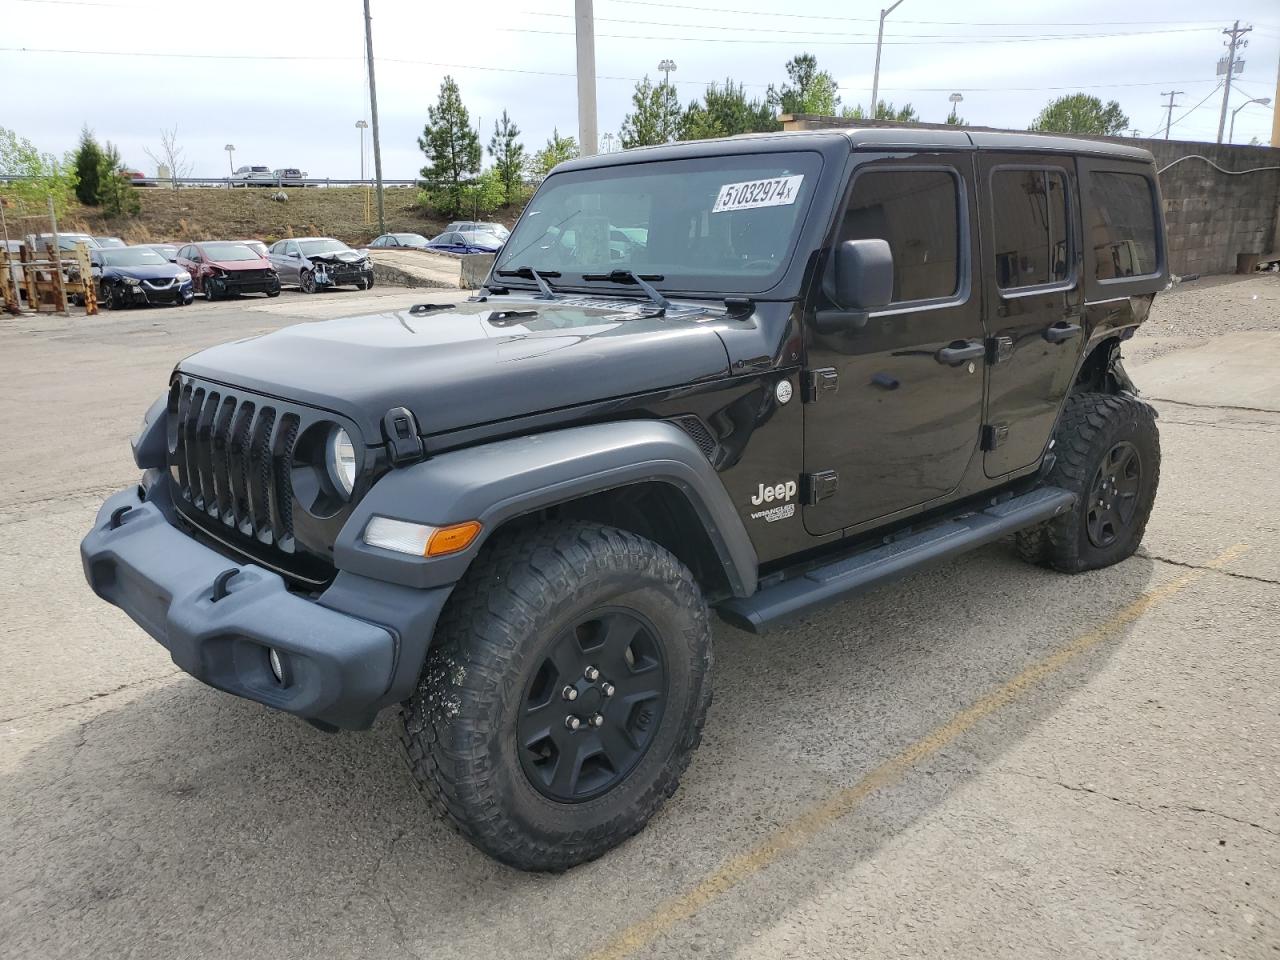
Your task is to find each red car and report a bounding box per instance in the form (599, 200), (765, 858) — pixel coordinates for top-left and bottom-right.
(175, 241), (281, 300)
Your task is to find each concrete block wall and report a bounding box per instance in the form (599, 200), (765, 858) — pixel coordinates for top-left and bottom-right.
(779, 114), (1280, 277)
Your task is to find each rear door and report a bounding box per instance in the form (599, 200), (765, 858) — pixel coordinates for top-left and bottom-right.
(803, 154), (987, 535)
(977, 154), (1084, 477)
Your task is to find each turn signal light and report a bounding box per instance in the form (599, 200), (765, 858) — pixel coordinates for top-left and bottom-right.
(364, 516), (482, 558)
(426, 520), (483, 557)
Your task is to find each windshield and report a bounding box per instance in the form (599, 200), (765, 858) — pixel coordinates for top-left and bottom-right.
(101, 248), (168, 267)
(202, 242), (261, 261)
(299, 239), (351, 256)
(495, 151), (821, 294)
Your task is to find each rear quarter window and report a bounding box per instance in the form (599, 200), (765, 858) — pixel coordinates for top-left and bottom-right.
(1086, 170), (1160, 281)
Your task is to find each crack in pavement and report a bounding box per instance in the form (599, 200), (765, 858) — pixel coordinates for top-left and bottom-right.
(363, 828), (427, 960)
(1148, 396), (1280, 416)
(1, 671), (183, 726)
(1003, 770), (1280, 840)
(1138, 551), (1280, 586)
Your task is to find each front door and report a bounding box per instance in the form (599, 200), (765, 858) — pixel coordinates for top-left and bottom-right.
(976, 154), (1085, 477)
(803, 155), (986, 536)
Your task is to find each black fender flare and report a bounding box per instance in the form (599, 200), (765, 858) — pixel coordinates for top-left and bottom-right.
(333, 420), (759, 597)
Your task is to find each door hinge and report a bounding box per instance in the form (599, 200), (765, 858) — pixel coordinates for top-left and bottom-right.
(801, 470), (839, 504)
(981, 423), (1010, 451)
(802, 367), (839, 403)
(986, 336), (1014, 364)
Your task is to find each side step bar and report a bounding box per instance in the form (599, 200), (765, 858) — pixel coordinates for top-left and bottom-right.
(717, 486), (1076, 634)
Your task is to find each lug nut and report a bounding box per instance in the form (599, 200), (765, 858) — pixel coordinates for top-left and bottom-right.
(562, 686), (578, 701)
(591, 714), (605, 727)
(565, 716), (582, 731)
(601, 682), (615, 697)
(584, 666), (600, 681)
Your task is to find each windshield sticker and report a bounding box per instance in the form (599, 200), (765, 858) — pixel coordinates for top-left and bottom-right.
(712, 175), (804, 214)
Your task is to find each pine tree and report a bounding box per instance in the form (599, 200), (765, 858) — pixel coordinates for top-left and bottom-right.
(620, 76), (681, 148)
(679, 79), (779, 140)
(776, 54), (840, 115)
(527, 129), (579, 180)
(488, 110), (526, 206)
(73, 126), (102, 206)
(96, 141), (139, 217)
(841, 101), (919, 122)
(417, 76), (482, 215)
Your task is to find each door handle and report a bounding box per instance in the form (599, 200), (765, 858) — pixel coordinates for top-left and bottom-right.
(1043, 321), (1082, 344)
(935, 340), (985, 366)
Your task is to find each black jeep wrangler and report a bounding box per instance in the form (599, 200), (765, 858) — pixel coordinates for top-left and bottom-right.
(82, 128), (1166, 870)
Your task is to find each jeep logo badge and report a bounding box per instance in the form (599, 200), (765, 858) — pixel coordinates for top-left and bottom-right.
(751, 480), (797, 506)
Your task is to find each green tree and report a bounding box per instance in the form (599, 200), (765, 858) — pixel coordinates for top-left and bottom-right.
(945, 112), (968, 127)
(417, 75), (482, 216)
(527, 128), (578, 180)
(488, 110), (526, 206)
(840, 100), (919, 122)
(620, 75), (681, 148)
(776, 54), (840, 115)
(1030, 93), (1129, 136)
(459, 168), (507, 218)
(0, 127), (77, 217)
(679, 78), (779, 140)
(96, 141), (139, 217)
(73, 126), (103, 206)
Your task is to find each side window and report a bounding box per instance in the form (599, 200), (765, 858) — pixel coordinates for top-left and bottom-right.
(285, 241), (300, 256)
(269, 241), (283, 255)
(990, 168), (1069, 290)
(1087, 171), (1159, 280)
(840, 169), (961, 304)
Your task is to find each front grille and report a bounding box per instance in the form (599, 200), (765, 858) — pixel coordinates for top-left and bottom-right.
(170, 379), (300, 552)
(226, 269), (272, 284)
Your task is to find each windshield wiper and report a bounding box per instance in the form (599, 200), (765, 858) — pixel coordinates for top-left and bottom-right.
(581, 269), (670, 313)
(495, 265), (561, 299)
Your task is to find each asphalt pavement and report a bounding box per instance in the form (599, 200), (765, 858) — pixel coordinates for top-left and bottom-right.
(1, 279), (1277, 960)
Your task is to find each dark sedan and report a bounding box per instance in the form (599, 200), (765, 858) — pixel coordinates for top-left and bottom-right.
(426, 230), (504, 255)
(92, 246), (194, 308)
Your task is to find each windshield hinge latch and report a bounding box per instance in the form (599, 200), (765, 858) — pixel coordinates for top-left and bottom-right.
(381, 407), (425, 466)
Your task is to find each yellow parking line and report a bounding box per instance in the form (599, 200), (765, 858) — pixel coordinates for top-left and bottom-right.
(589, 544), (1250, 960)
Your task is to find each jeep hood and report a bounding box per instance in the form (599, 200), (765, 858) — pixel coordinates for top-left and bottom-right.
(177, 296), (732, 440)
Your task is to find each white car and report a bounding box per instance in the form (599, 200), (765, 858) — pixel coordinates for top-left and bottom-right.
(230, 165), (274, 187)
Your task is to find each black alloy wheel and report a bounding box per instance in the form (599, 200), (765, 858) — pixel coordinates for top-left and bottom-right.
(300, 269), (316, 294)
(517, 608), (667, 803)
(1086, 441), (1142, 548)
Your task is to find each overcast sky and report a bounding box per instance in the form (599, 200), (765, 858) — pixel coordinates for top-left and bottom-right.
(4, 0), (1278, 179)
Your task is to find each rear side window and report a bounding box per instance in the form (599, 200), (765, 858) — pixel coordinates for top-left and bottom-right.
(991, 168), (1069, 290)
(840, 169), (961, 304)
(1087, 171), (1159, 280)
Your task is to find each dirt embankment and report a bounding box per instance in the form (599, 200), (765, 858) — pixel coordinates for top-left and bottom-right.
(56, 187), (519, 247)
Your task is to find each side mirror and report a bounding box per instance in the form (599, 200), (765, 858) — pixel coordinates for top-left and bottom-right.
(832, 238), (893, 311)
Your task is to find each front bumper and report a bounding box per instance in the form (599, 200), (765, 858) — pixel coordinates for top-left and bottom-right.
(314, 264), (373, 288)
(208, 273), (281, 296)
(81, 485), (451, 729)
(121, 280), (194, 306)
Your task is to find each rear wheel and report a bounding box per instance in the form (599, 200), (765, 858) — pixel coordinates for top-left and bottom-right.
(400, 522), (712, 871)
(1016, 392), (1160, 573)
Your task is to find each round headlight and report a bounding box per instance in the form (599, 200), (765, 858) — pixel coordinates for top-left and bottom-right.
(328, 427), (357, 497)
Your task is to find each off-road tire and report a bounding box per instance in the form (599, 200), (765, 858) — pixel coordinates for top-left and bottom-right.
(1017, 392), (1159, 573)
(400, 522), (713, 871)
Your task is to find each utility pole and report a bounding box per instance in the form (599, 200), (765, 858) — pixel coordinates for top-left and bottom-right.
(362, 0), (386, 233)
(575, 0), (598, 157)
(1160, 90), (1184, 139)
(1272, 50), (1280, 147)
(870, 0), (906, 118)
(1216, 20), (1252, 144)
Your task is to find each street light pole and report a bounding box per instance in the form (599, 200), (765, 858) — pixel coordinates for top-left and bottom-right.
(355, 120), (368, 180)
(224, 144), (235, 175)
(870, 0), (906, 118)
(362, 0), (386, 233)
(1229, 96), (1272, 143)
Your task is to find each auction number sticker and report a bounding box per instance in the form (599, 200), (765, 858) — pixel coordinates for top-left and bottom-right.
(712, 174), (804, 214)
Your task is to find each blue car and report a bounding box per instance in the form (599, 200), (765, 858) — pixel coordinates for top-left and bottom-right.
(425, 230), (504, 255)
(92, 245), (194, 308)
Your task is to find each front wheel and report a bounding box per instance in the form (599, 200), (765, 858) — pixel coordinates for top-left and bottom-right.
(1017, 392), (1160, 572)
(299, 269), (316, 294)
(400, 522), (713, 871)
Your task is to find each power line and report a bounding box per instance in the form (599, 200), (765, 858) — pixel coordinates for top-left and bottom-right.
(597, 0), (1233, 27)
(523, 11), (1220, 40)
(1165, 82), (1225, 133)
(498, 25), (1224, 46)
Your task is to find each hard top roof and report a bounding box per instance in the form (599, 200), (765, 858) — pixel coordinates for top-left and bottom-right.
(556, 127), (1154, 173)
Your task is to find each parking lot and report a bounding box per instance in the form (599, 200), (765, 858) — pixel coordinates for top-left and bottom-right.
(2, 277), (1278, 959)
